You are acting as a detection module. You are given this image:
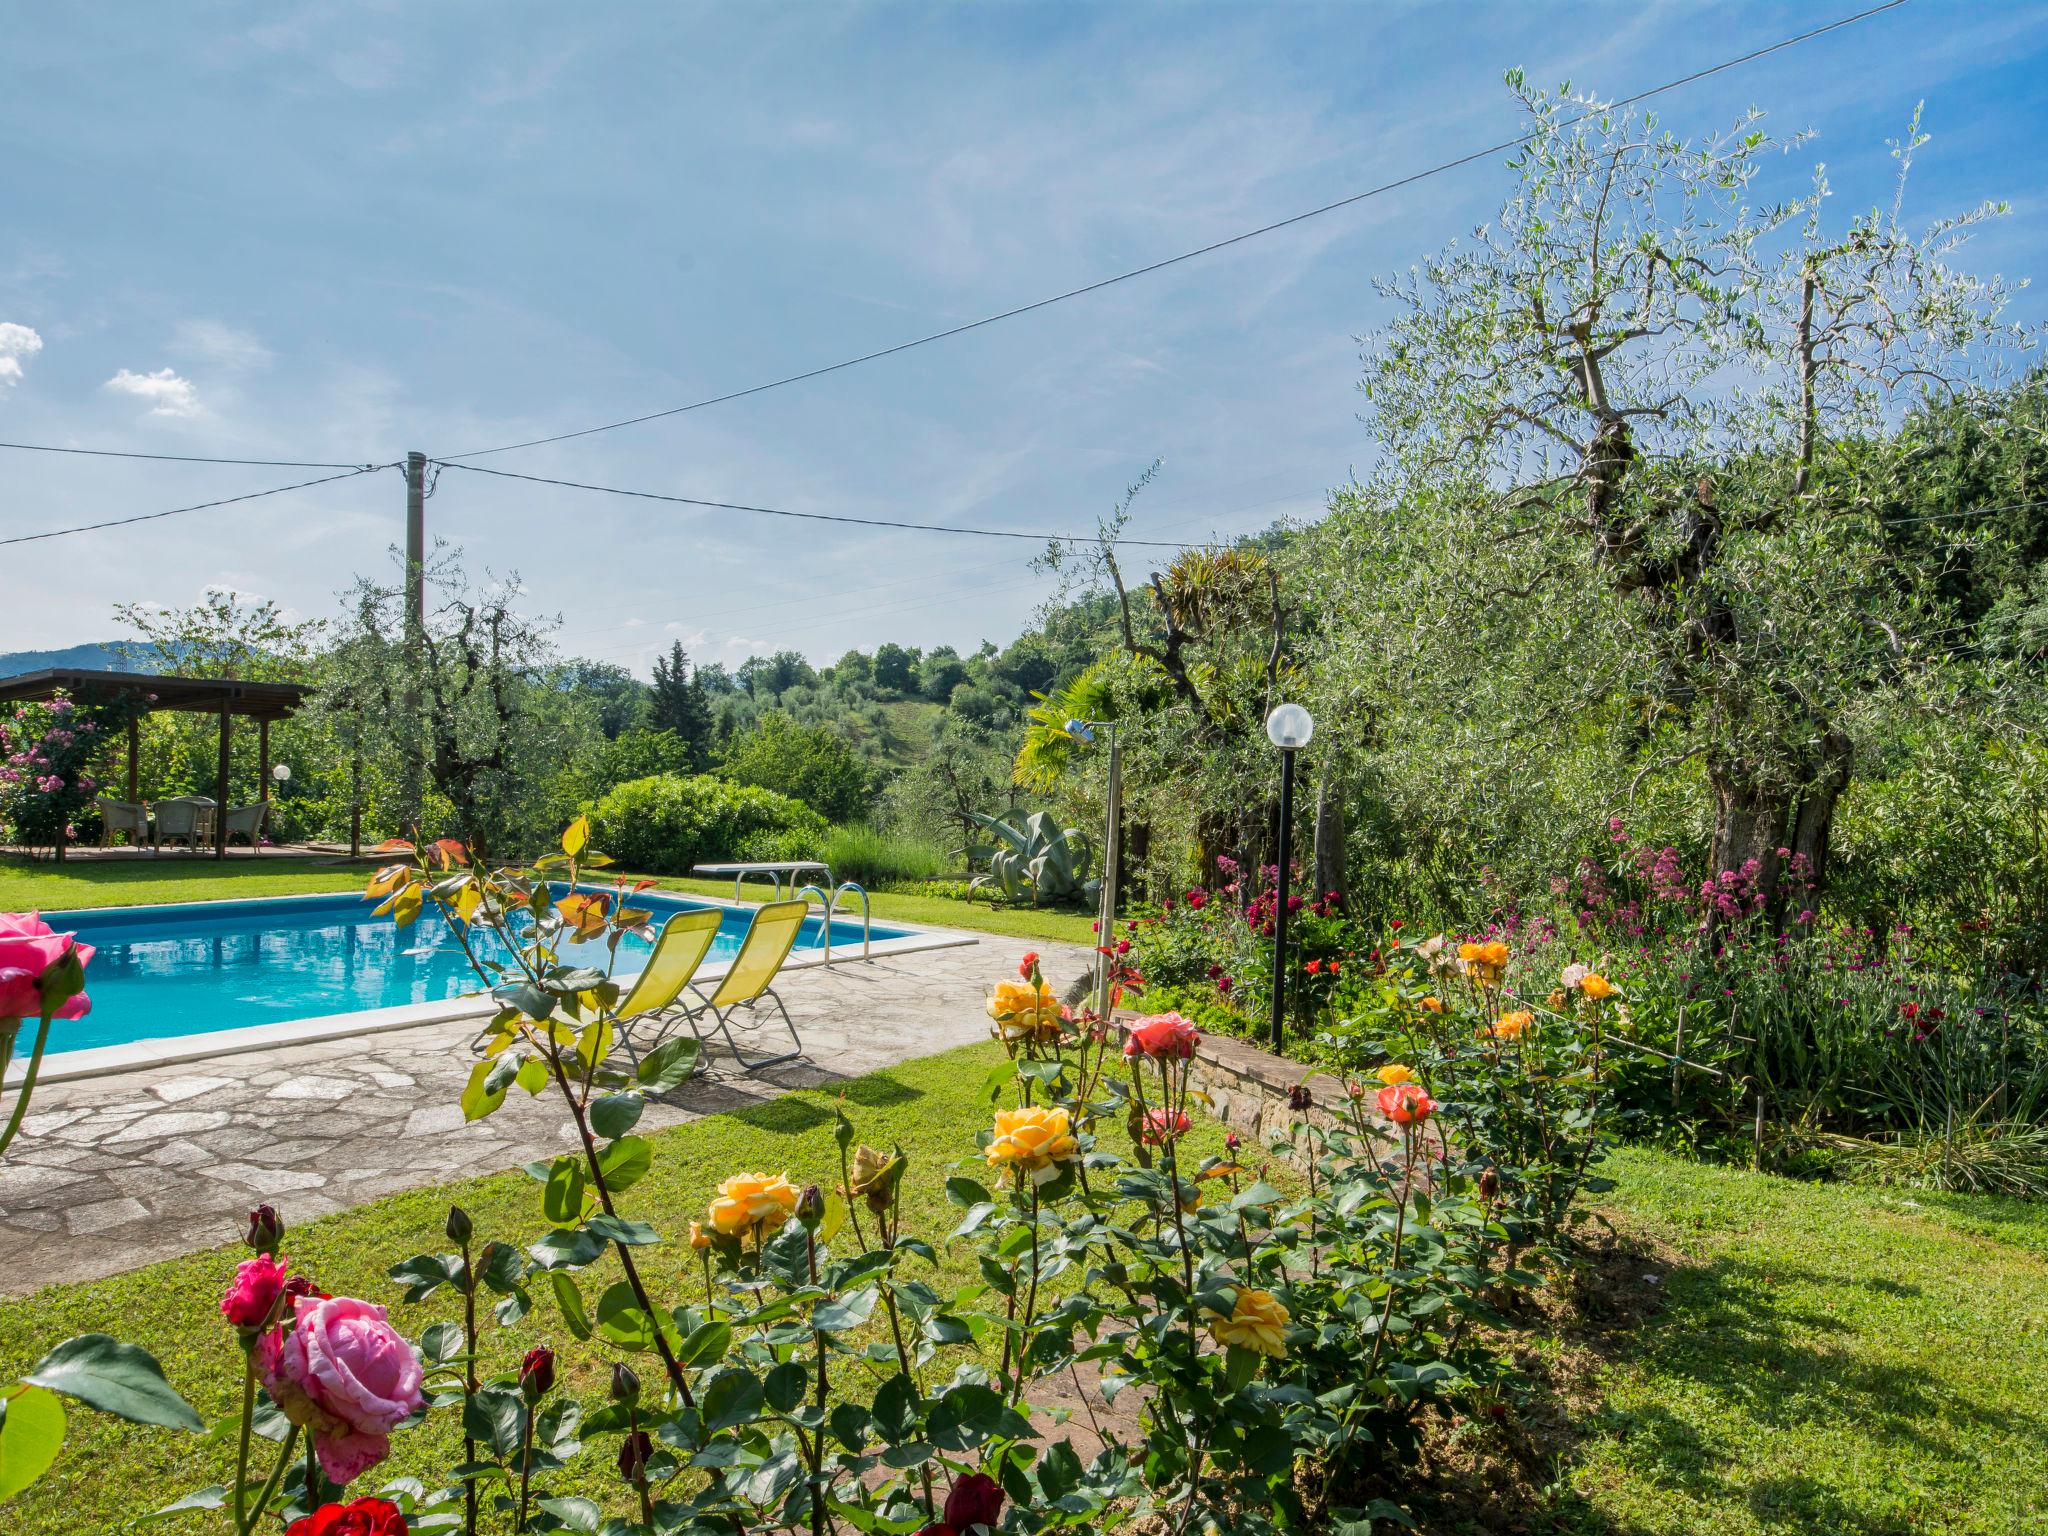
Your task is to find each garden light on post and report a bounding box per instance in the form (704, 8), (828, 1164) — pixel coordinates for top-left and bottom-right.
(1265, 702), (1314, 1052)
(1066, 717), (1122, 1022)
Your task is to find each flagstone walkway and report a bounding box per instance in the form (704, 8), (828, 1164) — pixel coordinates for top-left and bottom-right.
(0, 932), (1088, 1296)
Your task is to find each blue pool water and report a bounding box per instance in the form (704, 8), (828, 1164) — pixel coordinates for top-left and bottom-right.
(39, 891), (901, 1055)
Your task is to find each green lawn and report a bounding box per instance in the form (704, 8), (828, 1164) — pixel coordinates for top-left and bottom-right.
(0, 1040), (1223, 1531)
(0, 855), (1098, 945)
(1549, 1148), (2048, 1536)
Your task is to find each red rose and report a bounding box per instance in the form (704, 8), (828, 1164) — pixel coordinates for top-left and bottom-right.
(942, 1471), (1005, 1531)
(285, 1497), (409, 1536)
(220, 1254), (290, 1328)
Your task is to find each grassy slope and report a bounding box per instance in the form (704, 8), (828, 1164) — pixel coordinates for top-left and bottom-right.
(0, 856), (1097, 945)
(1563, 1147), (2048, 1536)
(0, 1040), (1230, 1531)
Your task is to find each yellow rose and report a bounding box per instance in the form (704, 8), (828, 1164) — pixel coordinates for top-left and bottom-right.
(987, 979), (1062, 1041)
(1204, 1286), (1290, 1358)
(1375, 1064), (1416, 1086)
(1580, 973), (1616, 1000)
(986, 1105), (1079, 1178)
(706, 1171), (799, 1237)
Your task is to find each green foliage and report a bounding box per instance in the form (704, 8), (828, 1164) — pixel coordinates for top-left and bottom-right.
(717, 711), (873, 823)
(583, 772), (825, 875)
(575, 727), (696, 802)
(815, 823), (949, 887)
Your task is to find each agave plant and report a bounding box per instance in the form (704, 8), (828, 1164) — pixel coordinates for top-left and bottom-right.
(968, 810), (1098, 906)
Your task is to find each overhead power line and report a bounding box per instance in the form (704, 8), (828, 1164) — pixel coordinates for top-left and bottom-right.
(436, 0), (1909, 463)
(433, 461), (1202, 547)
(0, 440), (378, 470)
(0, 464), (399, 549)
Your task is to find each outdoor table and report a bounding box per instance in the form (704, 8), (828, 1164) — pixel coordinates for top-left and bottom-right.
(690, 860), (835, 902)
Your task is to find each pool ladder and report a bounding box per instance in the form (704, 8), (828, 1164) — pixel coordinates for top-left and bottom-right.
(793, 881), (873, 963)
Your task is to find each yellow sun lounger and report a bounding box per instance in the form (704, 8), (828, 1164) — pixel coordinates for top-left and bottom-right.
(613, 907), (725, 1062)
(684, 898), (809, 1070)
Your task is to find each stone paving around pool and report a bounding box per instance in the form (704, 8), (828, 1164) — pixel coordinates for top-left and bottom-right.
(0, 931), (1090, 1296)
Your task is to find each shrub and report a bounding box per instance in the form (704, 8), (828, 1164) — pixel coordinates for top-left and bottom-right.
(583, 772), (824, 875)
(717, 711), (873, 823)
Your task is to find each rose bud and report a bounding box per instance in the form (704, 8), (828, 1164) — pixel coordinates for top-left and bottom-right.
(795, 1183), (827, 1232)
(610, 1361), (641, 1405)
(519, 1346), (556, 1401)
(618, 1428), (654, 1483)
(1479, 1167), (1501, 1203)
(445, 1204), (473, 1245)
(245, 1204), (284, 1254)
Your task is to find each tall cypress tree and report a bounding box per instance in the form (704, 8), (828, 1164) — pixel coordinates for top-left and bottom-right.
(649, 641), (714, 768)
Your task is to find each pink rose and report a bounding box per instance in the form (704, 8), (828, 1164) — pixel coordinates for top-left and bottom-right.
(1124, 1011), (1201, 1061)
(259, 1296), (423, 1485)
(0, 968), (38, 1018)
(221, 1254), (291, 1328)
(0, 913), (93, 1021)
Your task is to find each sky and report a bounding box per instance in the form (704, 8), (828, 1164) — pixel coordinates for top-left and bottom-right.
(3, 0), (2046, 677)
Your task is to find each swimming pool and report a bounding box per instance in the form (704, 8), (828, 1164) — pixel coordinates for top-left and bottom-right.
(37, 890), (918, 1058)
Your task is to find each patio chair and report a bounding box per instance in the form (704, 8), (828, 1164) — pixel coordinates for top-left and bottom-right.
(222, 801), (270, 847)
(152, 797), (210, 851)
(96, 797), (150, 849)
(611, 907), (724, 1063)
(682, 899), (810, 1070)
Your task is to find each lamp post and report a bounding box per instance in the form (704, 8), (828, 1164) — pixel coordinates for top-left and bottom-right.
(1265, 703), (1314, 1053)
(1066, 718), (1123, 1023)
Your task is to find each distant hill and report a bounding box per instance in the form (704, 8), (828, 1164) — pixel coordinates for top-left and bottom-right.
(0, 641), (140, 678)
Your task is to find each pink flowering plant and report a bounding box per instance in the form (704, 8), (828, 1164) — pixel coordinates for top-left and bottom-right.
(0, 688), (145, 855)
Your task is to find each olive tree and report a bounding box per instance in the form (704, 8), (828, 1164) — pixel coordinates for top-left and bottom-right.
(1352, 80), (2029, 908)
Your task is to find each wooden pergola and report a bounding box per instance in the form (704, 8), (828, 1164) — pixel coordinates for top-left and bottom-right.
(0, 668), (311, 861)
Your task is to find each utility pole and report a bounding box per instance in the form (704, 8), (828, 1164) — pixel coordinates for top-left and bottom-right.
(399, 451), (427, 838)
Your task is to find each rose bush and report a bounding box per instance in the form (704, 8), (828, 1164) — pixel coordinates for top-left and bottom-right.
(0, 821), (1617, 1533)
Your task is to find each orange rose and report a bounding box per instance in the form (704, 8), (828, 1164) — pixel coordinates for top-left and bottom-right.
(1459, 940), (1510, 989)
(1580, 972), (1616, 1000)
(1376, 1081), (1439, 1126)
(1487, 1011), (1533, 1041)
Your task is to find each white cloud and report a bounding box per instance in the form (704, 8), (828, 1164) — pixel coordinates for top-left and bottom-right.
(105, 366), (202, 418)
(0, 322), (43, 386)
(172, 319), (272, 372)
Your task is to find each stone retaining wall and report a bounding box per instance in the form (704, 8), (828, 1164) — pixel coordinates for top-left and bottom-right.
(1110, 1012), (1389, 1165)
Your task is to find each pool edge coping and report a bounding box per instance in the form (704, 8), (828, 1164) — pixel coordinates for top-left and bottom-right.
(9, 889), (978, 1087)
